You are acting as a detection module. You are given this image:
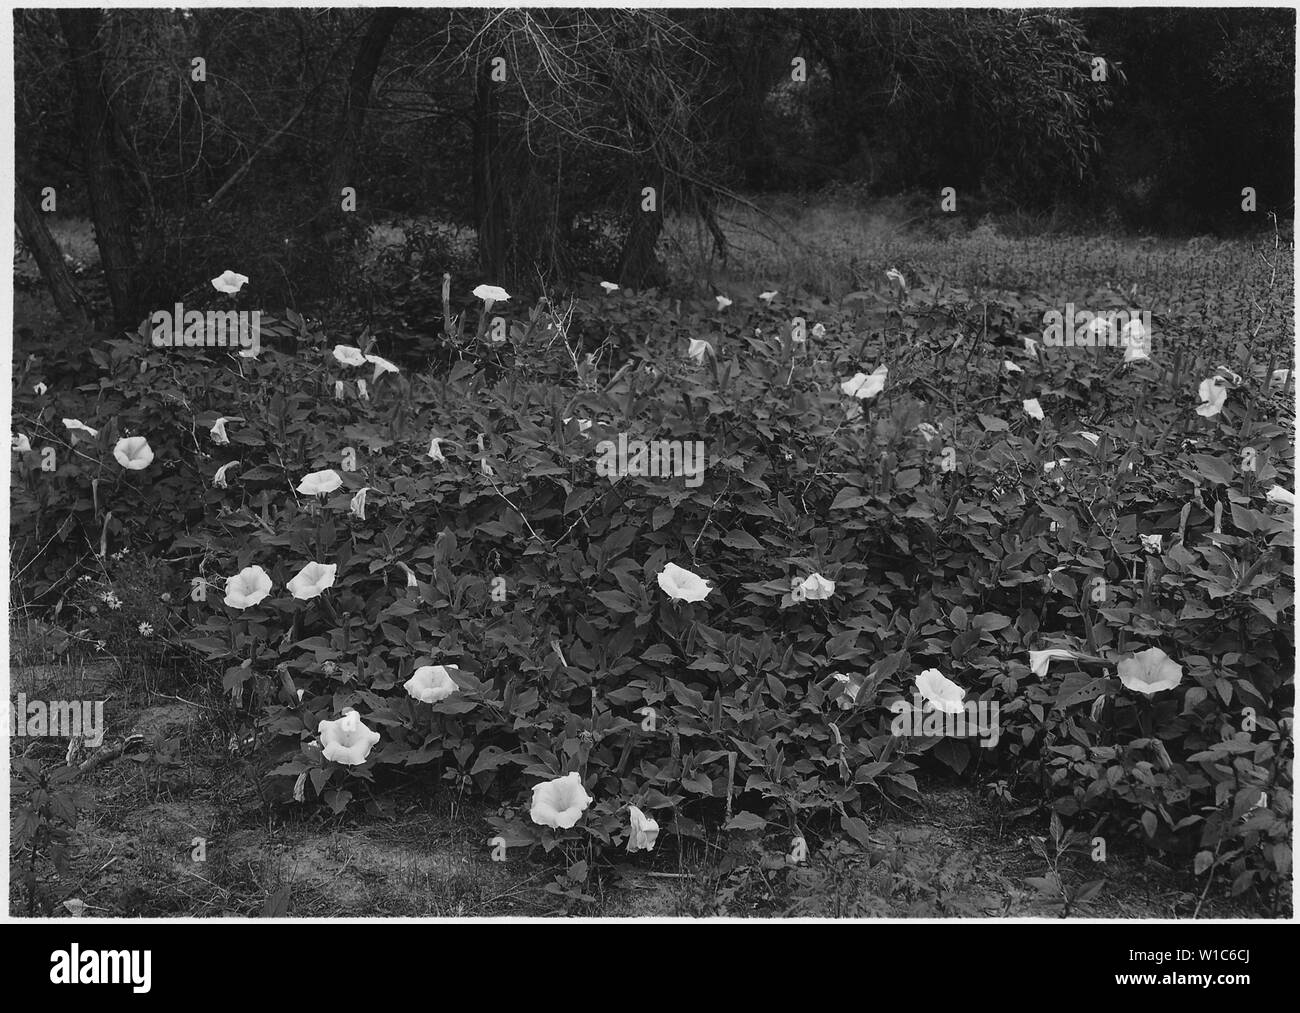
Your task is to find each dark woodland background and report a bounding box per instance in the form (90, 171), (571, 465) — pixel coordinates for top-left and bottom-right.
(13, 7), (1296, 327)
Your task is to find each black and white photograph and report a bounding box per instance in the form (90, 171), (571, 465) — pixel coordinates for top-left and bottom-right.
(2, 0), (1296, 962)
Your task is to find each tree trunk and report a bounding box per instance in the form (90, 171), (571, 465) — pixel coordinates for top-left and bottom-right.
(616, 164), (668, 290)
(183, 11), (214, 203)
(321, 9), (402, 231)
(15, 183), (92, 326)
(58, 9), (138, 327)
(472, 60), (506, 280)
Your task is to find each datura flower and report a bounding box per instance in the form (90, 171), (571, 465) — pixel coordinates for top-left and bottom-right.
(34, 382), (48, 395)
(715, 295), (732, 310)
(224, 565), (273, 609)
(333, 345), (366, 367)
(1195, 377), (1228, 417)
(1266, 485), (1295, 508)
(113, 436), (154, 470)
(1003, 360), (1023, 373)
(914, 668), (965, 714)
(364, 353), (399, 382)
(63, 418), (98, 437)
(657, 562), (712, 603)
(1028, 648), (1079, 678)
(297, 468), (342, 496)
(841, 365), (888, 400)
(210, 416), (242, 445)
(530, 771), (592, 829)
(318, 709), (380, 766)
(13, 433), (32, 453)
(884, 267), (907, 290)
(1023, 398), (1044, 420)
(759, 290), (778, 303)
(404, 665), (458, 704)
(349, 487), (369, 520)
(1076, 432), (1100, 445)
(211, 270), (249, 294)
(1122, 319), (1150, 362)
(427, 436), (446, 462)
(811, 322), (826, 339)
(916, 422), (940, 444)
(797, 573), (835, 600)
(627, 805), (660, 853)
(687, 338), (714, 363)
(473, 284), (510, 305)
(214, 461), (240, 488)
(286, 562), (336, 601)
(600, 281), (620, 293)
(1117, 647), (1183, 696)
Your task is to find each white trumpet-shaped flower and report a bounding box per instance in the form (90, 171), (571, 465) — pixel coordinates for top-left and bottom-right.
(687, 338), (714, 363)
(318, 709), (380, 766)
(297, 469), (342, 496)
(841, 365), (888, 400)
(286, 562), (336, 601)
(914, 669), (965, 715)
(657, 562), (712, 603)
(211, 270), (249, 294)
(214, 461), (240, 488)
(113, 436), (154, 470)
(333, 345), (366, 367)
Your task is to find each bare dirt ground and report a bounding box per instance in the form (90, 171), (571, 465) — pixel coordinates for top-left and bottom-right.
(8, 620), (1280, 918)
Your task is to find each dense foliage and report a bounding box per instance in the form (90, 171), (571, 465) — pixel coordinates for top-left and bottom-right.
(11, 243), (1293, 906)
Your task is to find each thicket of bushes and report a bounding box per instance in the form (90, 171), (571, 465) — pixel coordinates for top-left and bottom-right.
(11, 269), (1292, 907)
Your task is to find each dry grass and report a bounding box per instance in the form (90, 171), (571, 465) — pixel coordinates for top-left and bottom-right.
(662, 195), (1293, 318)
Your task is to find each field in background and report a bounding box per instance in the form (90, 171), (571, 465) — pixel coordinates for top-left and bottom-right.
(664, 196), (1294, 334)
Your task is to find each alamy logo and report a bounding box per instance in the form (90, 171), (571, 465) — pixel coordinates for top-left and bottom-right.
(49, 945), (152, 993)
(1041, 304), (1151, 348)
(890, 695), (1000, 747)
(595, 434), (706, 488)
(150, 302), (261, 353)
(10, 694), (104, 747)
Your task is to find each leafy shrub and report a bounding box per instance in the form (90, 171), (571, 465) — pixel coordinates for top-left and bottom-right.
(11, 257), (1293, 903)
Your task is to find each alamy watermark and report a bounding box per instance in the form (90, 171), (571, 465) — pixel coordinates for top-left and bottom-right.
(50, 945), (151, 993)
(890, 695), (1000, 747)
(1041, 304), (1151, 348)
(595, 434), (706, 487)
(10, 694), (105, 747)
(149, 303), (261, 354)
